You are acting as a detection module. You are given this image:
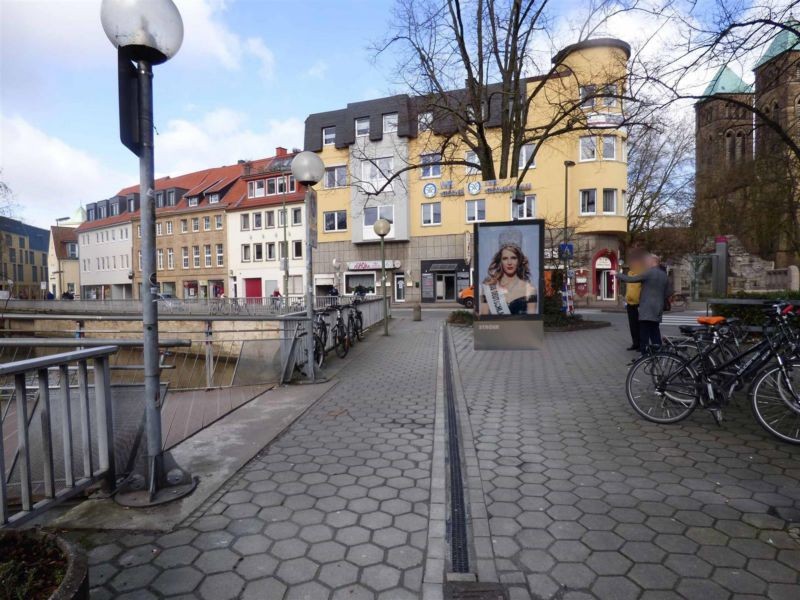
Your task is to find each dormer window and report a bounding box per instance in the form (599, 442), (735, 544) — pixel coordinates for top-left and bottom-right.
(355, 117), (370, 137)
(277, 176), (286, 194)
(111, 202), (120, 216)
(267, 178), (276, 195)
(67, 243), (78, 258)
(167, 190), (176, 206)
(188, 197), (199, 207)
(323, 126), (336, 145)
(156, 192), (164, 208)
(289, 175), (296, 192)
(87, 208), (96, 220)
(98, 205), (107, 218)
(248, 180), (265, 198)
(418, 111), (433, 132)
(208, 193), (220, 204)
(128, 198), (135, 212)
(383, 113), (398, 133)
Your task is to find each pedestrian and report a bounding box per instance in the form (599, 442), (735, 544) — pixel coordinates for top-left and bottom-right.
(622, 249), (646, 351)
(613, 254), (669, 355)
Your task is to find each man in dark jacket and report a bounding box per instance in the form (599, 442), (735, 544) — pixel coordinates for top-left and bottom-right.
(614, 254), (669, 354)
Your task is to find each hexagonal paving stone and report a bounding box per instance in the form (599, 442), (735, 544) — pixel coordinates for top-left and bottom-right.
(153, 545), (199, 568)
(109, 564), (158, 593)
(336, 525), (371, 545)
(241, 577), (287, 600)
(319, 561), (360, 588)
(232, 534), (271, 556)
(347, 543), (385, 566)
(264, 521), (299, 541)
(628, 563), (679, 590)
(151, 566), (204, 596)
(276, 557), (319, 585)
(192, 531), (234, 551)
(236, 554), (280, 581)
(198, 572), (245, 600)
(362, 564), (402, 592)
(308, 540), (348, 563)
(194, 548), (241, 575)
(271, 538), (309, 560)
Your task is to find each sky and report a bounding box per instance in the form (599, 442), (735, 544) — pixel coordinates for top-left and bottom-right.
(0, 0), (780, 230)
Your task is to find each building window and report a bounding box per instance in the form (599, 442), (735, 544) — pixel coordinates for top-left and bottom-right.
(580, 136), (597, 161)
(98, 206), (107, 218)
(31, 265), (37, 281)
(383, 113), (398, 133)
(465, 150), (480, 175)
(422, 202), (442, 226)
(167, 248), (174, 269)
(215, 215), (223, 229)
(278, 209), (286, 228)
(602, 189), (617, 214)
(156, 223), (162, 236)
(323, 126), (336, 145)
(137, 225), (141, 238)
(355, 117), (370, 137)
(67, 243), (78, 258)
(241, 214), (250, 231)
(156, 192), (164, 208)
(418, 111), (433, 132)
(248, 180), (265, 198)
(363, 205), (394, 229)
(277, 176), (287, 195)
(138, 251), (142, 271)
(580, 85), (596, 109)
(345, 273), (376, 295)
(292, 207), (302, 226)
(192, 217), (199, 232)
(182, 247), (189, 268)
(324, 165), (347, 188)
(204, 244), (212, 267)
(580, 189), (597, 214)
(421, 153), (441, 178)
(180, 219), (188, 233)
(292, 240), (303, 259)
(266, 242), (276, 260)
(602, 84), (618, 107)
(216, 244), (224, 266)
(166, 221), (173, 235)
(266, 211), (275, 228)
(208, 193), (220, 204)
(602, 135), (616, 160)
(267, 178), (277, 195)
(157, 249), (164, 270)
(512, 195), (536, 220)
(88, 208), (96, 220)
(241, 244), (251, 262)
(168, 190), (175, 206)
(362, 157), (394, 191)
(188, 197), (198, 207)
(324, 210), (347, 232)
(466, 199), (486, 223)
(289, 175), (296, 192)
(252, 243), (263, 261)
(253, 212), (262, 229)
(111, 202), (120, 216)
(518, 144), (536, 170)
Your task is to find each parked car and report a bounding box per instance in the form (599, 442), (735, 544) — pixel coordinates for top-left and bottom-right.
(457, 286), (474, 309)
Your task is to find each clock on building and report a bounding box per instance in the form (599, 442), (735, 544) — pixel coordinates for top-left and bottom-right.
(468, 181), (481, 195)
(423, 183), (437, 198)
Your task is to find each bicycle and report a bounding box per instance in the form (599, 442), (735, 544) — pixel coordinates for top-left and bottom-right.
(346, 300), (364, 344)
(330, 304), (350, 358)
(314, 309), (330, 349)
(626, 303), (800, 444)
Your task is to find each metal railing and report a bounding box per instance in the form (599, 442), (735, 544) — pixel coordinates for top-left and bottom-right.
(1, 346), (118, 527)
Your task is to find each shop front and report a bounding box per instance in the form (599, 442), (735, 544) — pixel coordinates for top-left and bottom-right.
(343, 260), (401, 298)
(183, 280), (198, 299)
(593, 250), (618, 301)
(420, 259), (470, 303)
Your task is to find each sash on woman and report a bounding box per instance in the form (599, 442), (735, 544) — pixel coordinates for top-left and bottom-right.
(482, 283), (510, 315)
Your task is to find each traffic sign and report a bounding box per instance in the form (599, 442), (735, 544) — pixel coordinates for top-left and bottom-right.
(558, 243), (574, 259)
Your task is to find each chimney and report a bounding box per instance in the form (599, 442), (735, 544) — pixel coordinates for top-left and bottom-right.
(275, 146), (287, 157)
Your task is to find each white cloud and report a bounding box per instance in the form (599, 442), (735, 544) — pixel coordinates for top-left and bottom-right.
(306, 60), (329, 79)
(0, 115), (130, 228)
(245, 37), (276, 80)
(154, 108), (304, 175)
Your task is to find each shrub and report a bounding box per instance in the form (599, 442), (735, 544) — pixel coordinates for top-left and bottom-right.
(448, 310), (475, 325)
(710, 290), (800, 326)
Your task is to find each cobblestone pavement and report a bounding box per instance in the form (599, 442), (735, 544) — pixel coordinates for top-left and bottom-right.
(452, 320), (800, 600)
(83, 317), (439, 599)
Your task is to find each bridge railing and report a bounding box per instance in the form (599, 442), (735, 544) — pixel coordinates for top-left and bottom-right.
(0, 346), (118, 528)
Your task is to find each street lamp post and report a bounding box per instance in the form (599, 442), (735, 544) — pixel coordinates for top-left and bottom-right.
(373, 219), (391, 336)
(563, 160), (576, 313)
(291, 151), (324, 382)
(55, 216), (70, 297)
(101, 0), (194, 504)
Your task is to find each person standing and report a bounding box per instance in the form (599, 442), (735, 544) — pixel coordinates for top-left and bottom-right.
(623, 250), (645, 351)
(613, 254), (668, 354)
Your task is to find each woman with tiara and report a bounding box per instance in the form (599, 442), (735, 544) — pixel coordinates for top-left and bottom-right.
(479, 228), (538, 315)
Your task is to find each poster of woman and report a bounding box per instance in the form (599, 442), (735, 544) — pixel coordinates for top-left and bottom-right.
(475, 221), (544, 318)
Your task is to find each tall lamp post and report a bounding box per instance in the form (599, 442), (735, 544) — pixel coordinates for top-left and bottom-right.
(373, 218), (391, 336)
(55, 216), (70, 297)
(563, 160), (576, 312)
(291, 151), (324, 381)
(102, 0), (195, 504)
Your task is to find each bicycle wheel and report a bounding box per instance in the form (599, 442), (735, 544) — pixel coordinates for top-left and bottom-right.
(333, 324), (349, 358)
(318, 321), (328, 348)
(314, 334), (325, 368)
(347, 317), (356, 345)
(354, 313), (363, 340)
(749, 362), (800, 444)
(626, 353), (699, 423)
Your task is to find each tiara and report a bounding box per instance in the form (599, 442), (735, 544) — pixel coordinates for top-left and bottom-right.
(498, 228), (523, 250)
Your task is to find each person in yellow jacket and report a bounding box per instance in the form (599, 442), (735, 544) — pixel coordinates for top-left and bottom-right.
(624, 250), (646, 351)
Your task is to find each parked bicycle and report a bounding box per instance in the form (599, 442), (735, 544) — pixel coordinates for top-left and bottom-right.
(346, 299), (364, 344)
(626, 303), (800, 444)
(330, 304), (350, 358)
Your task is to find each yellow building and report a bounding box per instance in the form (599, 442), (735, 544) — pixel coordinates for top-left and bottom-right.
(305, 38), (630, 304)
(0, 216), (50, 299)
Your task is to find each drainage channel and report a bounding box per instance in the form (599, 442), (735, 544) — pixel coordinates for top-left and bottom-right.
(441, 326), (508, 600)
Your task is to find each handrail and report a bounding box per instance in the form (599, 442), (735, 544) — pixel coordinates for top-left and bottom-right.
(0, 346), (118, 377)
(0, 338), (191, 348)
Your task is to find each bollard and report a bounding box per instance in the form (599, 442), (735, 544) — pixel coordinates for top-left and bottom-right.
(413, 303), (422, 321)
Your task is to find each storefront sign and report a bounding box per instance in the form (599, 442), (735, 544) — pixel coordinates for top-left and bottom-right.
(347, 260), (400, 271)
(485, 182), (532, 194)
(441, 189), (464, 197)
(595, 257), (612, 269)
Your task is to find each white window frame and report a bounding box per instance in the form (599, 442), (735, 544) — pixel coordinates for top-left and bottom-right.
(465, 150), (480, 175)
(192, 218), (200, 232)
(292, 207), (302, 226)
(168, 190), (176, 206)
(288, 176), (296, 192)
(157, 249), (164, 270)
(361, 157), (394, 192)
(204, 244), (212, 268)
(277, 177), (287, 195)
(156, 223), (162, 236)
(324, 165), (347, 189)
(266, 211), (275, 228)
(278, 209), (286, 228)
(240, 214), (250, 231)
(466, 199), (486, 223)
(363, 205), (394, 231)
(292, 240), (303, 259)
(421, 153), (441, 178)
(323, 126), (336, 145)
(167, 248), (174, 270)
(208, 193), (220, 204)
(215, 215), (223, 229)
(241, 244), (251, 262)
(383, 113), (398, 133)
(602, 189), (617, 214)
(580, 85), (596, 109)
(418, 111), (433, 132)
(580, 189), (597, 215)
(518, 144), (536, 171)
(253, 212), (263, 230)
(580, 136), (597, 161)
(203, 216), (211, 231)
(323, 210), (347, 232)
(421, 202), (442, 226)
(182, 247), (189, 268)
(267, 178), (277, 196)
(193, 245), (200, 268)
(216, 244), (224, 267)
(355, 117), (370, 137)
(180, 219), (188, 233)
(266, 242), (276, 260)
(602, 135), (616, 160)
(166, 221), (173, 235)
(253, 243), (263, 262)
(512, 195), (536, 220)
(187, 197), (198, 207)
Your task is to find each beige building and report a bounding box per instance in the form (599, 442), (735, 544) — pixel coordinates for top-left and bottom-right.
(48, 226), (80, 297)
(0, 216), (49, 299)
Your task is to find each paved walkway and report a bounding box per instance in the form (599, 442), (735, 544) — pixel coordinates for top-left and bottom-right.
(83, 318), (439, 599)
(452, 319), (800, 600)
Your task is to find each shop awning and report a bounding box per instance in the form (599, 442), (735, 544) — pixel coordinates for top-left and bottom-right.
(429, 263), (459, 272)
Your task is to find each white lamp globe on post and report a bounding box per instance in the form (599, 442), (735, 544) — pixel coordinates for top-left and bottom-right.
(291, 151), (325, 382)
(101, 0), (194, 506)
(373, 218), (392, 336)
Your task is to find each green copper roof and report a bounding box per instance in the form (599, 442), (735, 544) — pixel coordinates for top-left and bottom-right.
(702, 66), (752, 96)
(755, 19), (800, 68)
